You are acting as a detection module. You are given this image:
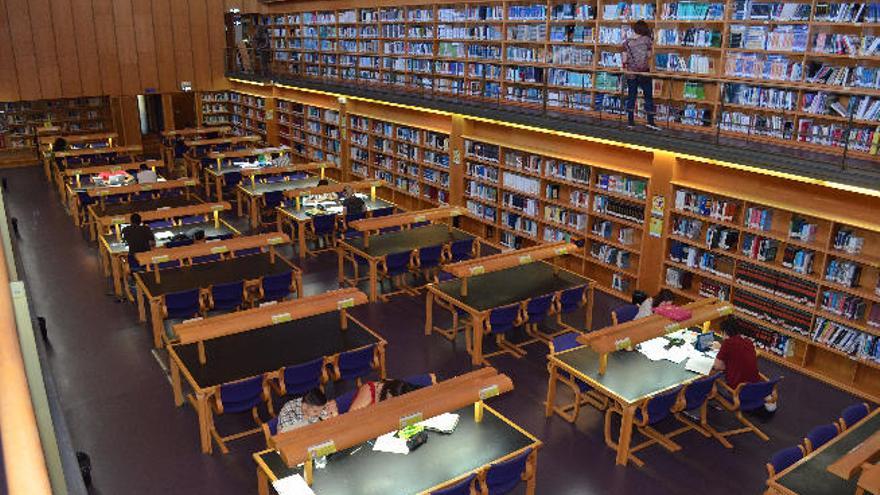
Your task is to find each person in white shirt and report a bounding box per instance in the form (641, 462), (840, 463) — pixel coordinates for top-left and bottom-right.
(276, 389), (338, 433)
(136, 164), (158, 184)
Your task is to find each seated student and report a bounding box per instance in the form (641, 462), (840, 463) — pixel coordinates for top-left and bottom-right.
(136, 163), (158, 184)
(310, 178), (337, 203)
(122, 213), (155, 268)
(713, 318), (761, 388)
(632, 290), (653, 320)
(341, 185), (366, 216)
(276, 389), (339, 433)
(348, 379), (421, 411)
(652, 289), (676, 309)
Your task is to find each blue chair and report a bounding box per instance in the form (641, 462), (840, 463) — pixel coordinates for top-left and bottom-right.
(612, 303), (639, 325)
(479, 304), (525, 363)
(259, 271), (295, 302)
(263, 175), (286, 184)
(715, 376), (783, 445)
(411, 221), (431, 228)
(403, 373), (437, 388)
(670, 373), (725, 444)
(839, 403), (870, 430)
(157, 259), (181, 270)
(132, 191), (154, 202)
(164, 238), (194, 248)
(233, 247), (262, 257)
(173, 141), (188, 159)
(260, 191), (284, 227)
(180, 215), (206, 225)
(548, 332), (607, 422)
(804, 424), (838, 453)
(609, 386), (683, 467)
(192, 254), (222, 264)
(274, 357), (327, 397)
(448, 238), (475, 262)
(261, 416), (280, 448)
(431, 474), (475, 495)
(162, 289), (203, 341)
(335, 388), (358, 415)
(379, 250), (414, 301)
(413, 244), (443, 283)
(209, 281), (245, 312)
(223, 171), (243, 193)
(555, 285), (588, 329)
(309, 214), (337, 254)
(209, 375), (271, 454)
(430, 271), (471, 342)
(372, 207), (394, 217)
(147, 219), (174, 230)
(480, 448), (534, 495)
(523, 293), (563, 344)
(340, 211), (366, 240)
(334, 345), (378, 385)
(766, 446), (804, 477)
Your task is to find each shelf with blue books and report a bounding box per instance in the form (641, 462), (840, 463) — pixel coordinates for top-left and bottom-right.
(275, 99), (308, 161)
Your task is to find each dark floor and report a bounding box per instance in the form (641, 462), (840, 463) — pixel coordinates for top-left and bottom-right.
(4, 165), (865, 495)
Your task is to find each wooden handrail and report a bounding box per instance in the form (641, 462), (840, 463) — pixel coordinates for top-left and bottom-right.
(86, 177), (198, 197)
(184, 135), (260, 147)
(162, 126), (231, 138)
(239, 161), (334, 178)
(96, 201), (230, 228)
(135, 232), (290, 266)
(271, 368), (514, 472)
(39, 131), (117, 146)
(207, 146), (290, 160)
(282, 179), (382, 200)
(55, 145), (142, 158)
(445, 242), (577, 278)
(171, 288), (367, 344)
(63, 160), (162, 177)
(828, 430), (880, 480)
(349, 206), (465, 232)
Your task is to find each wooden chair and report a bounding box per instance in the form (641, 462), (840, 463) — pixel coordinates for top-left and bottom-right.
(547, 332), (607, 423)
(714, 376), (782, 447)
(208, 375), (273, 454)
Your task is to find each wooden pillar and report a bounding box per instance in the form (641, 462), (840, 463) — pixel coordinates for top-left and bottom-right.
(265, 96), (279, 147)
(162, 94), (176, 131)
(337, 96), (350, 181)
(638, 150), (677, 296)
(110, 96), (143, 147)
(448, 115), (465, 207)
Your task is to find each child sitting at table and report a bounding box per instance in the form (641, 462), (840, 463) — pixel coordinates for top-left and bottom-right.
(276, 389), (339, 433)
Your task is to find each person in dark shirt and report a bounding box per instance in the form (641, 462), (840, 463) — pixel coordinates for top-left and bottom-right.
(713, 318), (761, 388)
(122, 213), (155, 268)
(622, 20), (660, 130)
(341, 186), (366, 216)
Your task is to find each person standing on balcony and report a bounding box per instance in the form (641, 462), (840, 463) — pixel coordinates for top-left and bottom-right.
(622, 21), (661, 131)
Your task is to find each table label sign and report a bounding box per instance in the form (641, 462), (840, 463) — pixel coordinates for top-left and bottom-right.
(184, 180), (196, 186)
(210, 204), (225, 211)
(413, 215), (427, 223)
(555, 246), (569, 255)
(210, 246), (229, 254)
(716, 305), (733, 316)
(614, 337), (632, 351)
(267, 236), (285, 245)
(142, 184), (153, 190)
(518, 255), (533, 265)
(151, 255), (170, 263)
(307, 440), (337, 459)
(336, 298), (355, 310)
(450, 209), (462, 216)
(271, 313), (293, 324)
(664, 323), (680, 334)
(111, 216), (126, 225)
(98, 190), (110, 196)
(110, 166), (122, 171)
(470, 266), (485, 276)
(158, 206), (171, 210)
(479, 384), (500, 400)
(399, 412), (424, 429)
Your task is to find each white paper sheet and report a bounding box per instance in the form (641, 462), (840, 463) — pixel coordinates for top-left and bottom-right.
(419, 413), (460, 434)
(663, 345), (691, 364)
(685, 355), (716, 375)
(638, 338), (670, 361)
(272, 474), (316, 495)
(373, 431), (409, 455)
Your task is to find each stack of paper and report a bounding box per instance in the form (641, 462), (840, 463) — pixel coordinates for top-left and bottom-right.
(373, 431), (409, 455)
(272, 474), (316, 495)
(419, 413), (460, 434)
(685, 355), (716, 375)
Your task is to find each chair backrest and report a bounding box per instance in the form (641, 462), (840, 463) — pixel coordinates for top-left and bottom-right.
(233, 247), (262, 257)
(337, 345), (376, 382)
(282, 357), (325, 397)
(211, 281), (244, 310)
(209, 233), (234, 241)
(431, 474), (475, 495)
(682, 373), (722, 411)
(484, 448), (532, 495)
(174, 141), (188, 157)
(344, 211), (366, 226)
(525, 294), (554, 323)
(805, 424), (838, 452)
(551, 332), (581, 354)
(418, 245), (443, 267)
(165, 238), (194, 249)
(192, 254), (222, 264)
(77, 191), (95, 207)
(312, 214), (337, 234)
(403, 373), (437, 388)
(164, 289), (201, 319)
(266, 416), (279, 436)
(488, 304), (521, 335)
(768, 446), (803, 476)
(264, 191), (284, 209)
(180, 215), (206, 225)
(639, 386), (681, 425)
(840, 403), (870, 430)
(219, 376), (265, 414)
(612, 304), (639, 325)
(132, 191), (154, 202)
(559, 286), (586, 313)
(411, 221), (431, 229)
(261, 271), (294, 301)
(158, 259), (181, 270)
(264, 175), (286, 184)
(450, 238), (474, 262)
(436, 271), (456, 283)
(335, 388), (358, 414)
(224, 171), (243, 187)
(372, 207), (394, 217)
(737, 377), (781, 412)
(384, 251), (412, 275)
(147, 219), (175, 230)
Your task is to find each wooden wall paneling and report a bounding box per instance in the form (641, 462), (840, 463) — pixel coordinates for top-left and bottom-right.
(69, 0), (101, 96)
(639, 151), (678, 296)
(206, 0), (228, 88)
(28, 0), (63, 99)
(161, 93), (175, 131)
(112, 0), (141, 95)
(187, 0), (212, 90)
(170, 0), (194, 89)
(151, 0), (177, 93)
(337, 98), (349, 181)
(48, 0), (83, 97)
(111, 96), (143, 146)
(92, 0), (122, 95)
(0, 0), (21, 101)
(5, 0), (41, 100)
(132, 0), (159, 91)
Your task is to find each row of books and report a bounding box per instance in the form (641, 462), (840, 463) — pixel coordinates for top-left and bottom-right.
(729, 24), (809, 52)
(733, 289), (812, 334)
(546, 160), (591, 184)
(505, 151), (542, 173)
(780, 246), (816, 275)
(812, 319), (880, 364)
(724, 54), (802, 82)
(720, 112), (794, 139)
(593, 195), (645, 224)
(654, 53), (713, 75)
(502, 192), (539, 216)
(789, 216), (819, 243)
(672, 216), (703, 240)
(502, 171), (541, 196)
(595, 173), (647, 200)
(731, 2), (811, 21)
(813, 2), (880, 23)
(821, 290), (867, 321)
(736, 261), (819, 305)
(723, 84), (797, 111)
(665, 266), (693, 290)
(656, 28), (721, 48)
(706, 225), (740, 251)
(833, 228), (865, 254)
(813, 34), (880, 57)
(741, 234), (777, 261)
(738, 318), (792, 357)
(467, 200), (497, 222)
(544, 205), (588, 230)
(660, 2), (725, 20)
(590, 243), (631, 269)
(674, 189), (739, 222)
(550, 25), (594, 43)
(501, 211), (539, 237)
(744, 207), (773, 231)
(602, 3), (656, 20)
(825, 258), (862, 288)
(669, 243), (733, 278)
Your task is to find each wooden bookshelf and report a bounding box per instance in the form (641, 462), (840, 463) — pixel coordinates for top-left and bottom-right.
(230, 93), (269, 143)
(662, 180), (880, 401)
(249, 0), (880, 158)
(276, 99), (308, 161)
(198, 91), (234, 126)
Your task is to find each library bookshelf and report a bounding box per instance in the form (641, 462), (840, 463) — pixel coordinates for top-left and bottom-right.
(254, 0), (880, 159)
(199, 92), (235, 126)
(0, 97), (112, 166)
(662, 178), (880, 401)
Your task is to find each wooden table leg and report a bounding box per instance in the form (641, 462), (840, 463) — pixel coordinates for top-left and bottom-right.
(616, 405), (636, 466)
(368, 259), (378, 302)
(545, 363), (558, 418)
(215, 176), (223, 202)
(149, 300), (164, 348)
(250, 197), (259, 230)
(204, 171), (211, 199)
(471, 314), (484, 367)
(337, 247), (345, 285)
(170, 357), (184, 407)
(236, 189), (244, 218)
(525, 451), (538, 495)
(197, 392), (212, 454)
(110, 255), (123, 298)
(424, 291), (433, 336)
(257, 468), (269, 495)
(136, 284), (146, 322)
(585, 285), (594, 331)
(297, 219), (307, 259)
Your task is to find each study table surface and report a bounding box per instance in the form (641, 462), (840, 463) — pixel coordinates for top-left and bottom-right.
(773, 411), (880, 495)
(238, 177), (323, 196)
(91, 195), (198, 217)
(138, 252), (292, 296)
(277, 197), (392, 222)
(435, 262), (586, 313)
(172, 311), (379, 389)
(100, 222), (232, 255)
(256, 405), (535, 495)
(345, 224), (473, 258)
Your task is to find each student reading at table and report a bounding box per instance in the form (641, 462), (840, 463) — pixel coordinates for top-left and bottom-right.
(122, 213), (155, 267)
(349, 379), (421, 411)
(277, 389), (339, 433)
(713, 318), (778, 414)
(341, 186), (366, 216)
(136, 163), (158, 184)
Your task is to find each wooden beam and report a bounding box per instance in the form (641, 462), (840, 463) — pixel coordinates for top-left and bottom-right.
(172, 288), (366, 344)
(240, 161), (335, 178)
(38, 132), (117, 146)
(828, 430), (880, 480)
(349, 206), (465, 233)
(444, 242), (577, 278)
(206, 146), (291, 160)
(283, 179), (383, 199)
(183, 135), (260, 147)
(63, 160), (163, 177)
(55, 144), (142, 158)
(97, 201), (231, 228)
(135, 232), (290, 266)
(86, 177), (198, 198)
(271, 368), (515, 468)
(162, 126), (232, 138)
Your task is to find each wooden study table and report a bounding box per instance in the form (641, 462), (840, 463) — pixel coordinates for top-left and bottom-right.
(86, 195), (202, 241)
(236, 176), (324, 229)
(40, 131), (118, 181)
(166, 289), (386, 454)
(62, 159), (164, 207)
(768, 409), (880, 495)
(203, 159), (332, 201)
(98, 219), (238, 300)
(338, 223), (475, 302)
(427, 260), (591, 366)
(182, 135), (261, 178)
(161, 126), (231, 164)
(256, 368), (539, 494)
(86, 178), (198, 209)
